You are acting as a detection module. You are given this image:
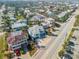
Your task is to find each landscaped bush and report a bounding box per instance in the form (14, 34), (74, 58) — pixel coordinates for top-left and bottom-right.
(27, 42), (37, 56)
(58, 28), (74, 58)
(58, 49), (65, 58)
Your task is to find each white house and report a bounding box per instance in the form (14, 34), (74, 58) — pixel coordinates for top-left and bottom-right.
(30, 14), (45, 21)
(57, 11), (68, 18)
(28, 25), (46, 41)
(41, 18), (55, 28)
(11, 20), (27, 31)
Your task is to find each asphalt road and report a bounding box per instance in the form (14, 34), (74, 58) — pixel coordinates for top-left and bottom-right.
(32, 9), (79, 59)
(32, 16), (67, 59)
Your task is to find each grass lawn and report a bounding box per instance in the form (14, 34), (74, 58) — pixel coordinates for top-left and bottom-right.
(0, 52), (4, 59)
(27, 42), (37, 56)
(0, 32), (8, 59)
(0, 34), (7, 51)
(16, 15), (24, 20)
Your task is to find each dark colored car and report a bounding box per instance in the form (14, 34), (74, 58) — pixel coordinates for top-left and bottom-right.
(15, 49), (21, 56)
(63, 54), (72, 59)
(68, 41), (75, 46)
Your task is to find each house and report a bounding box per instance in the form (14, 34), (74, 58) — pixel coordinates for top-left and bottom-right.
(38, 9), (45, 13)
(24, 8), (30, 14)
(24, 8), (33, 18)
(9, 17), (16, 24)
(46, 9), (54, 17)
(57, 11), (70, 22)
(41, 18), (55, 28)
(57, 11), (68, 18)
(6, 18), (28, 55)
(11, 19), (27, 31)
(7, 30), (28, 53)
(30, 14), (45, 21)
(28, 25), (46, 41)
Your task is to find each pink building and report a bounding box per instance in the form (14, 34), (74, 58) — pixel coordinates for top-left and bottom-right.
(7, 31), (28, 51)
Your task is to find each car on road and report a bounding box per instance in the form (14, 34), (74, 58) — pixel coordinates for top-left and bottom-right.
(66, 49), (73, 54)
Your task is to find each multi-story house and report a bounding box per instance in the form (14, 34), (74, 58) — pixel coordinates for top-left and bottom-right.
(11, 19), (27, 31)
(30, 14), (45, 22)
(28, 25), (46, 42)
(41, 18), (55, 28)
(7, 31), (28, 51)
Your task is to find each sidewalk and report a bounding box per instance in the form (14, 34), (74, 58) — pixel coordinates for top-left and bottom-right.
(13, 52), (31, 59)
(40, 36), (53, 46)
(32, 36), (55, 59)
(21, 52), (31, 59)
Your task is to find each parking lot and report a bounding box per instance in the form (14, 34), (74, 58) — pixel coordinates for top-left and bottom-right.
(62, 28), (79, 59)
(72, 29), (79, 59)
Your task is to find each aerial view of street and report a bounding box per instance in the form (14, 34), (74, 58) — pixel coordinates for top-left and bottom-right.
(0, 0), (79, 59)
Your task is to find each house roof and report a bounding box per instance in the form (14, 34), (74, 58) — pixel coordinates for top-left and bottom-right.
(10, 31), (22, 37)
(28, 25), (44, 37)
(11, 22), (27, 29)
(17, 19), (27, 23)
(31, 15), (45, 21)
(7, 31), (27, 44)
(46, 18), (55, 21)
(57, 11), (67, 18)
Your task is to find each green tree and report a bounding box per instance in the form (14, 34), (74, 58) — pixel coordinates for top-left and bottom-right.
(1, 16), (12, 32)
(58, 49), (64, 58)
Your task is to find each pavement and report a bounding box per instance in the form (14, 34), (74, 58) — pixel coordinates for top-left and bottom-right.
(31, 17), (68, 59)
(32, 9), (79, 59)
(32, 36), (56, 59)
(12, 52), (31, 59)
(37, 36), (55, 47)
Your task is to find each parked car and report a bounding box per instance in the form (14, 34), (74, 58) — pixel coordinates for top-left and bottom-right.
(51, 32), (58, 36)
(68, 41), (75, 46)
(62, 54), (72, 59)
(66, 49), (73, 54)
(15, 49), (21, 56)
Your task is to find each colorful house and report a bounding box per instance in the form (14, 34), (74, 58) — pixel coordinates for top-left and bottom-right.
(7, 31), (28, 54)
(7, 19), (28, 55)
